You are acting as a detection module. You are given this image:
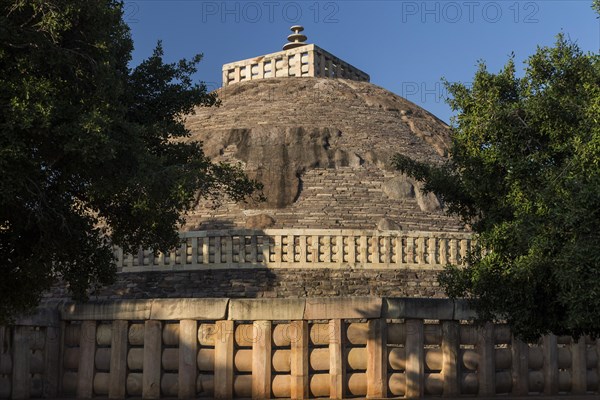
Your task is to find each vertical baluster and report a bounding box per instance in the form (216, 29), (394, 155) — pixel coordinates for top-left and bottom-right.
(136, 247), (143, 267)
(115, 247), (124, 269)
(250, 235), (258, 263)
(417, 237), (425, 265)
(439, 238), (448, 265)
(336, 235), (344, 264)
(324, 236), (332, 263)
(287, 234), (295, 264)
(449, 239), (458, 264)
(406, 237), (415, 264)
(394, 236), (403, 265)
(215, 235), (223, 264)
(262, 236), (271, 265)
(202, 237), (209, 265)
(372, 236), (380, 265)
(124, 251), (132, 268)
(157, 249), (165, 267)
(383, 236), (392, 265)
(225, 235), (233, 265)
(428, 237), (436, 265)
(460, 239), (469, 265)
(274, 235), (282, 264)
(348, 236), (356, 264)
(299, 235), (307, 264)
(169, 246), (177, 267)
(239, 235), (247, 265)
(312, 235), (319, 264)
(179, 242), (186, 266)
(359, 235), (368, 265)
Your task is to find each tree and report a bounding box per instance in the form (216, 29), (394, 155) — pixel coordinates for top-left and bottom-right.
(0, 1), (261, 323)
(393, 33), (600, 340)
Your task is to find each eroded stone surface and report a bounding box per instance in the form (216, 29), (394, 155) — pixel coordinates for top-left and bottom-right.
(244, 213), (276, 229)
(183, 77), (463, 232)
(382, 176), (415, 200)
(377, 217), (402, 231)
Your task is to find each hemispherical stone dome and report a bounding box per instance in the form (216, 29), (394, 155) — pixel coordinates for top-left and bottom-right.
(183, 77), (464, 232)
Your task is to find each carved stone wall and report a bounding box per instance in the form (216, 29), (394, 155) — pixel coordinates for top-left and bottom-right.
(43, 269), (445, 301)
(2, 298), (599, 399)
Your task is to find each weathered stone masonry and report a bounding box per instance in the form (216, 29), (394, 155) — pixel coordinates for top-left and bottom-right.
(44, 269), (445, 301)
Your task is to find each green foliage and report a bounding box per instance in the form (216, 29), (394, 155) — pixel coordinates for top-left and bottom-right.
(0, 1), (261, 323)
(393, 35), (600, 340)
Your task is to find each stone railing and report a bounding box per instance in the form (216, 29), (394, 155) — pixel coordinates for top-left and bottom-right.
(222, 44), (370, 86)
(2, 298), (599, 399)
(115, 229), (473, 273)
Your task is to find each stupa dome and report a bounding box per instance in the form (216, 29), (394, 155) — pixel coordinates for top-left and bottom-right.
(184, 77), (464, 233)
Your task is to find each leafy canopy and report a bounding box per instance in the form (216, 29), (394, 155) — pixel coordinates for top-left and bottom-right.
(393, 34), (600, 340)
(0, 0), (260, 323)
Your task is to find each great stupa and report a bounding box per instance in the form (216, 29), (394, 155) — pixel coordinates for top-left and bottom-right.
(2, 27), (592, 400)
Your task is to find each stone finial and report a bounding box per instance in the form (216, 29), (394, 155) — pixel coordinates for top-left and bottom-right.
(283, 25), (307, 50)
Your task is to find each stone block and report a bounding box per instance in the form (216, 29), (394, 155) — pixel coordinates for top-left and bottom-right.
(149, 299), (228, 320)
(60, 300), (152, 321)
(453, 299), (476, 320)
(228, 299), (306, 321)
(384, 298), (454, 320)
(304, 297), (381, 320)
(13, 306), (60, 327)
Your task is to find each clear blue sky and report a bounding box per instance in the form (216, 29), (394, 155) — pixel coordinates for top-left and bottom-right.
(126, 1), (599, 123)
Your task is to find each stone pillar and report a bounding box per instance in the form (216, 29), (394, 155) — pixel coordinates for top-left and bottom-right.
(359, 236), (368, 265)
(290, 321), (308, 399)
(477, 323), (495, 397)
(252, 321), (272, 399)
(179, 320), (198, 399)
(442, 321), (459, 397)
(222, 69), (229, 87)
(142, 320), (162, 399)
(543, 334), (558, 395)
(293, 53), (302, 77)
(307, 49), (315, 77)
(329, 319), (345, 399)
(233, 67), (241, 85)
(43, 326), (61, 398)
(77, 321), (97, 399)
(367, 318), (387, 398)
(511, 336), (528, 396)
(405, 319), (424, 399)
(214, 320), (234, 399)
(12, 326), (31, 399)
(571, 337), (587, 394)
(109, 320), (128, 399)
(257, 61), (264, 80)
